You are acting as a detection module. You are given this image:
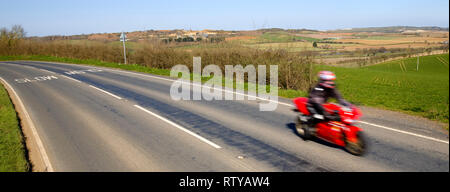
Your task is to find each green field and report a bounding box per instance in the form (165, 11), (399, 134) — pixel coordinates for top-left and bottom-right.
(239, 31), (320, 44)
(246, 42), (322, 52)
(320, 54), (449, 123)
(260, 32), (299, 43)
(0, 83), (30, 172)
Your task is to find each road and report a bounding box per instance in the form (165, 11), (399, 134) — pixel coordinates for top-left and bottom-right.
(0, 61), (448, 172)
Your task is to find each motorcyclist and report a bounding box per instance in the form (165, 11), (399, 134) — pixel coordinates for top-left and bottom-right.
(307, 71), (351, 128)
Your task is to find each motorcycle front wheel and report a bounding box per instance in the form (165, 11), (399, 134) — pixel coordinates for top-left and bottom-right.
(345, 131), (367, 156)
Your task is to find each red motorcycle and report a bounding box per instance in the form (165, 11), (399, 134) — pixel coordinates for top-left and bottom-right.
(293, 97), (367, 156)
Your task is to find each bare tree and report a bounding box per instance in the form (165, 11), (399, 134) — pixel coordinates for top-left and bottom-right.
(0, 25), (26, 54)
(11, 25), (26, 39)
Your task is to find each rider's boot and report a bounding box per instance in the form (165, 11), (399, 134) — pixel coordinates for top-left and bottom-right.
(307, 115), (322, 135)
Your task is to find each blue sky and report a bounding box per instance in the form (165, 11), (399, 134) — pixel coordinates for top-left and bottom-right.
(0, 0), (448, 36)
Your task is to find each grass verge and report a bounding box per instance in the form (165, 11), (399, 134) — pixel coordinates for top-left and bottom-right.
(0, 82), (30, 172)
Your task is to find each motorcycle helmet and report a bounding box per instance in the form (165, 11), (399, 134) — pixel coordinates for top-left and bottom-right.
(318, 71), (336, 88)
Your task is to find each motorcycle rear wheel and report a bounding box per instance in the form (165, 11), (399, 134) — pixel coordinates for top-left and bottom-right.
(296, 120), (312, 140)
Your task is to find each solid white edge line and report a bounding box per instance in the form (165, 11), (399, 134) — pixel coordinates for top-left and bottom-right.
(111, 69), (449, 145)
(61, 75), (81, 83)
(89, 85), (122, 100)
(134, 104), (222, 149)
(358, 121), (449, 144)
(0, 77), (54, 172)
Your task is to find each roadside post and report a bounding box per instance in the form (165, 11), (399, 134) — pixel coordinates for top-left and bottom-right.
(120, 32), (128, 64)
(417, 55), (419, 71)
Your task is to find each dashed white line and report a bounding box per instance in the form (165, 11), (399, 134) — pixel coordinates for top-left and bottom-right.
(107, 68), (279, 103)
(134, 104), (222, 149)
(39, 68), (56, 74)
(61, 75), (81, 83)
(89, 85), (122, 100)
(110, 69), (449, 145)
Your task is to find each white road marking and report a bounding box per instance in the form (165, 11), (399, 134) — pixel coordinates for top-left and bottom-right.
(134, 104), (222, 149)
(65, 69), (103, 75)
(15, 76), (58, 84)
(39, 68), (56, 74)
(0, 77), (54, 172)
(107, 69), (283, 104)
(109, 69), (449, 145)
(89, 85), (122, 100)
(21, 61), (448, 145)
(61, 75), (81, 83)
(358, 121), (449, 144)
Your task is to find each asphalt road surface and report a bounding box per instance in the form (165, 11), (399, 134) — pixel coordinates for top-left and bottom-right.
(0, 61), (448, 172)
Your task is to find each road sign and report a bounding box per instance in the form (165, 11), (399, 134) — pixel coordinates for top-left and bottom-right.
(120, 32), (127, 64)
(120, 32), (127, 42)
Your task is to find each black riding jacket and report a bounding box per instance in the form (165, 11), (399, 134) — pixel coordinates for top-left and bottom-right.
(307, 83), (350, 115)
